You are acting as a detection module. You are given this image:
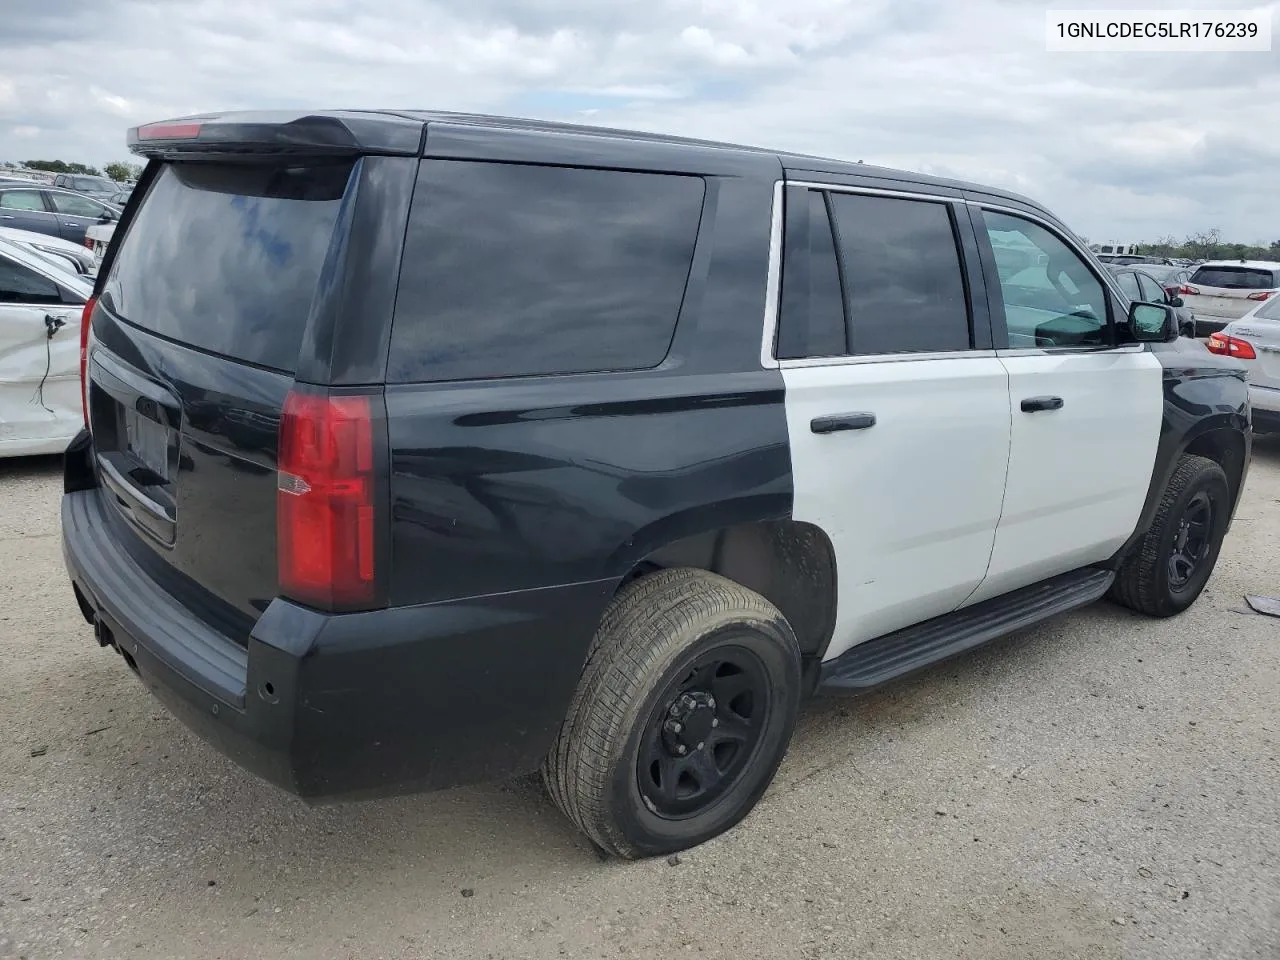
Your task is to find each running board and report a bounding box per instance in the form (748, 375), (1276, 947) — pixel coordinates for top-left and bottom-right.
(817, 568), (1115, 693)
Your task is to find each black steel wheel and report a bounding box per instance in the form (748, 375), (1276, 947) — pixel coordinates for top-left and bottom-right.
(636, 645), (773, 820)
(542, 569), (801, 859)
(1110, 454), (1231, 617)
(1167, 490), (1213, 590)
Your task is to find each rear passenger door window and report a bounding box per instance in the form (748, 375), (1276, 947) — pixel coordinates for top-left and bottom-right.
(389, 161), (705, 383)
(980, 210), (1110, 349)
(1115, 271), (1141, 301)
(776, 188), (973, 359)
(828, 193), (970, 355)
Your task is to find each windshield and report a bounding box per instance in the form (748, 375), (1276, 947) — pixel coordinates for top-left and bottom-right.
(103, 161), (353, 373)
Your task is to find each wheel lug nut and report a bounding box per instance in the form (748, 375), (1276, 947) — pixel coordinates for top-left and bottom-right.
(676, 745), (687, 755)
(669, 721), (682, 733)
(707, 698), (715, 709)
(711, 718), (719, 728)
(696, 741), (704, 750)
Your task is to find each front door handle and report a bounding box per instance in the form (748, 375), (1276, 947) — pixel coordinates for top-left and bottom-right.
(1021, 396), (1064, 412)
(811, 412), (876, 434)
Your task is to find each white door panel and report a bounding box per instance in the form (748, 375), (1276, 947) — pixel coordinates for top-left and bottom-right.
(0, 303), (82, 454)
(783, 357), (1011, 662)
(964, 350), (1162, 605)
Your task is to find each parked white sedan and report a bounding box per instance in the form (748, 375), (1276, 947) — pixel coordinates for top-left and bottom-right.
(0, 238), (90, 457)
(1213, 294), (1280, 435)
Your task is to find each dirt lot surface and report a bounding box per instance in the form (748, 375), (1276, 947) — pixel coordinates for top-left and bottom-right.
(2, 440), (1278, 960)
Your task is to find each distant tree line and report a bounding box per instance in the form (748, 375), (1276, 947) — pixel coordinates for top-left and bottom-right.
(1137, 229), (1280, 262)
(18, 159), (142, 181)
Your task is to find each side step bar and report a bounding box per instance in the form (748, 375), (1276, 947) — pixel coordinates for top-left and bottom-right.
(817, 568), (1115, 693)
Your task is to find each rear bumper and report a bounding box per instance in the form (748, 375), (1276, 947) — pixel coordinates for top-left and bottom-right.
(62, 477), (613, 801)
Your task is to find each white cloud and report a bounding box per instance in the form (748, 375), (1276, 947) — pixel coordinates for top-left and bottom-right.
(0, 0), (1275, 240)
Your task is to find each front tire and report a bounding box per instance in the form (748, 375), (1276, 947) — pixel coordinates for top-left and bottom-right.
(1109, 454), (1231, 617)
(543, 568), (801, 859)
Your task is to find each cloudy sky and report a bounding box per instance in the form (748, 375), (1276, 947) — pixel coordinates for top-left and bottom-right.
(1, 0), (1277, 243)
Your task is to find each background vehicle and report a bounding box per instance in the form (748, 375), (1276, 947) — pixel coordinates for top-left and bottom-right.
(1180, 260), (1280, 336)
(83, 220), (116, 268)
(1108, 265), (1195, 337)
(52, 174), (121, 201)
(0, 225), (96, 277)
(0, 184), (119, 245)
(0, 238), (88, 457)
(61, 110), (1250, 860)
(1213, 296), (1280, 434)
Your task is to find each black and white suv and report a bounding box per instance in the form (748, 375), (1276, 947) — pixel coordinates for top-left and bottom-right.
(61, 111), (1252, 859)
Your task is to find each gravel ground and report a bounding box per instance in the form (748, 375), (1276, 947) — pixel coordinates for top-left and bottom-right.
(1, 439), (1278, 960)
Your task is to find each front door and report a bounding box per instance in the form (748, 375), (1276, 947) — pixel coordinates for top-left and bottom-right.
(964, 205), (1163, 605)
(0, 252), (82, 449)
(774, 184), (1011, 661)
(0, 188), (61, 238)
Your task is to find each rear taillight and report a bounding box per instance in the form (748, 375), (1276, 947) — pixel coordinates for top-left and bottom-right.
(277, 389), (379, 610)
(1206, 333), (1257, 360)
(80, 295), (97, 425)
(83, 236), (93, 251)
(1247, 291), (1274, 301)
(1179, 284), (1200, 296)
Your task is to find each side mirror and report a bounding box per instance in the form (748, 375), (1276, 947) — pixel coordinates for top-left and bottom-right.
(1169, 295), (1184, 308)
(1129, 301), (1178, 343)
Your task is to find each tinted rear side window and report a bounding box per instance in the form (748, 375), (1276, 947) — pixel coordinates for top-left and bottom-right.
(388, 161), (704, 383)
(777, 188), (847, 359)
(104, 162), (352, 373)
(827, 193), (969, 354)
(1189, 266), (1277, 289)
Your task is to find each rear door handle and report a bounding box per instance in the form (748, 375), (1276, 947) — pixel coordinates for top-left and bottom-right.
(1021, 396), (1064, 412)
(811, 412), (876, 434)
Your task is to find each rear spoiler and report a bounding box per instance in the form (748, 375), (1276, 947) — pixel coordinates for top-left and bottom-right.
(128, 111), (425, 160)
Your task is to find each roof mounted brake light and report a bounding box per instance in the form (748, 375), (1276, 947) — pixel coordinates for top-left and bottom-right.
(137, 121), (204, 140)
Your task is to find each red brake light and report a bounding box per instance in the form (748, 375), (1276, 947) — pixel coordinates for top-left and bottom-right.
(277, 389), (379, 610)
(137, 121), (204, 140)
(1247, 291), (1274, 301)
(1206, 333), (1257, 360)
(1180, 284), (1200, 296)
(80, 295), (97, 425)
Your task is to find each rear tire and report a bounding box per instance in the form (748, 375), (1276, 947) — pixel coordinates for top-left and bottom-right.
(1109, 454), (1231, 617)
(542, 568), (801, 859)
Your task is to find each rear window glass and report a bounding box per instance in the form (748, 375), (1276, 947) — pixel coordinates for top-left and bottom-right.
(103, 162), (351, 373)
(1189, 266), (1277, 290)
(389, 160), (704, 383)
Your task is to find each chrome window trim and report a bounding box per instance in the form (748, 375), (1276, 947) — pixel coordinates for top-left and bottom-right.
(786, 180), (962, 204)
(779, 349), (997, 369)
(997, 344), (1145, 357)
(759, 179), (784, 369)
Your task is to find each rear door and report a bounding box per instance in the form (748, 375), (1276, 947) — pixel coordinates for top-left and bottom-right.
(776, 184), (1011, 660)
(0, 248), (83, 450)
(46, 190), (111, 244)
(0, 188), (60, 238)
(86, 157), (369, 627)
(966, 204), (1162, 603)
